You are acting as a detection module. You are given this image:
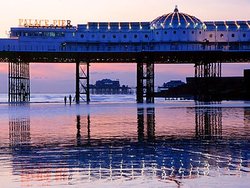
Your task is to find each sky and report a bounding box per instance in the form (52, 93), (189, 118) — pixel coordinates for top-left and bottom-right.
(0, 0), (250, 93)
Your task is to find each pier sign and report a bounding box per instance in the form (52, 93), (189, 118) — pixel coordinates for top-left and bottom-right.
(18, 19), (71, 27)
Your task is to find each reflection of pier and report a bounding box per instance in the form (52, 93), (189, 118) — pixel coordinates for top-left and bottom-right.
(137, 107), (155, 142)
(9, 105), (30, 146)
(195, 102), (222, 139)
(76, 114), (91, 146)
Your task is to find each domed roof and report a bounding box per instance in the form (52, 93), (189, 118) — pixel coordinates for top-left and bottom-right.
(151, 6), (204, 29)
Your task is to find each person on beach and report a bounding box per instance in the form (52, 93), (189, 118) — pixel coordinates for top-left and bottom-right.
(64, 96), (67, 105)
(69, 95), (72, 105)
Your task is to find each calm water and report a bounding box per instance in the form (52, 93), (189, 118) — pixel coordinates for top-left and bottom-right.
(0, 95), (249, 187)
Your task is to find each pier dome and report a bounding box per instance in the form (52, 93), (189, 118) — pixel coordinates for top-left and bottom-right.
(151, 6), (204, 29)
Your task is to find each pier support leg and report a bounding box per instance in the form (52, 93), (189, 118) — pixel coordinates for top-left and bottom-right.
(146, 63), (154, 103)
(136, 62), (154, 103)
(137, 63), (144, 103)
(8, 61), (30, 103)
(194, 62), (221, 101)
(75, 62), (90, 104)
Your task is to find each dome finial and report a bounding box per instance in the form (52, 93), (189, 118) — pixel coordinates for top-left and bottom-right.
(174, 5), (179, 13)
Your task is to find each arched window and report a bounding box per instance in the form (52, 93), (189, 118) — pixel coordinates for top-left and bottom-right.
(134, 34), (138, 38)
(231, 33), (235, 38)
(173, 31), (177, 34)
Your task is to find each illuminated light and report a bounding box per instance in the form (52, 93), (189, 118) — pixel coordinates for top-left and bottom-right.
(161, 23), (164, 28)
(246, 21), (250, 29)
(226, 25), (229, 29)
(202, 23), (207, 30)
(129, 23), (132, 30)
(235, 21), (240, 29)
(178, 22), (181, 26)
(140, 24), (142, 30)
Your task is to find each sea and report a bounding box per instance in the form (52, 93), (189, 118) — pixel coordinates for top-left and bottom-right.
(0, 93), (249, 188)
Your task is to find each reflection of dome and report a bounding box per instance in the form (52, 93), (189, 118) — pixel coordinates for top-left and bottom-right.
(151, 6), (204, 29)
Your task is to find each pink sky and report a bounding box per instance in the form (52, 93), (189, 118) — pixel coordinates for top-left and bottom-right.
(0, 0), (250, 92)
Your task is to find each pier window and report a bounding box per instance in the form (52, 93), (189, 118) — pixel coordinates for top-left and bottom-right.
(243, 33), (246, 38)
(123, 34), (127, 39)
(220, 33), (224, 38)
(134, 34), (138, 38)
(102, 34), (106, 39)
(231, 34), (235, 38)
(145, 34), (148, 38)
(113, 35), (116, 39)
(81, 34), (84, 38)
(183, 31), (186, 34)
(209, 34), (213, 38)
(164, 31), (167, 35)
(49, 32), (56, 37)
(173, 31), (177, 34)
(192, 31), (194, 34)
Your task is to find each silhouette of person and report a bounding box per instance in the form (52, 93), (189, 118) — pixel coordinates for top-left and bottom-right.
(64, 96), (67, 105)
(69, 95), (72, 105)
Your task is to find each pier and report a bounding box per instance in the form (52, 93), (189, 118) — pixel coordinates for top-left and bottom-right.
(0, 6), (250, 103)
